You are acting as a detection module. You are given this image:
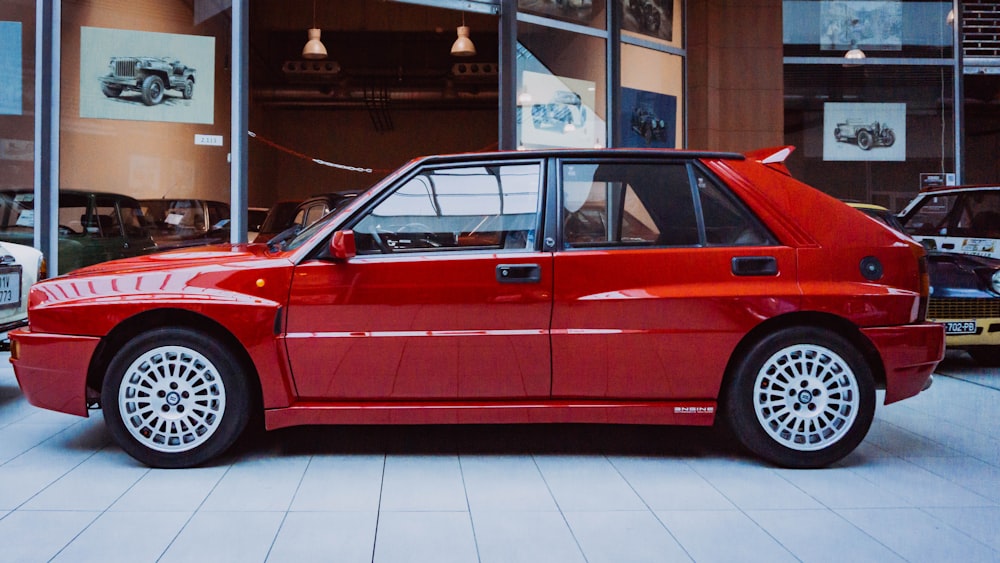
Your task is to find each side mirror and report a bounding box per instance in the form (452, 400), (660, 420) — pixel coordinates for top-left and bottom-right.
(330, 230), (356, 261)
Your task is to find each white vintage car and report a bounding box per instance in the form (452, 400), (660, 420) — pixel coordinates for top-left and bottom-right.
(0, 241), (44, 345)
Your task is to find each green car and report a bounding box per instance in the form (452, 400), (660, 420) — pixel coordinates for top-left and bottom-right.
(0, 190), (158, 275)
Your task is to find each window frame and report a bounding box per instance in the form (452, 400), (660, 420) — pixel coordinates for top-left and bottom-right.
(345, 158), (547, 258)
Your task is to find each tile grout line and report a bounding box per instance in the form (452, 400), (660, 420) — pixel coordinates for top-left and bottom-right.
(154, 461), (235, 562)
(262, 455), (314, 562)
(369, 453), (387, 563)
(530, 454), (590, 563)
(604, 454), (696, 562)
(457, 454), (483, 563)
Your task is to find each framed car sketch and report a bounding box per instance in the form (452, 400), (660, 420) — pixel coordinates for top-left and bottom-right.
(620, 0), (673, 42)
(0, 21), (22, 116)
(620, 87), (676, 148)
(519, 70), (606, 149)
(79, 27), (215, 124)
(517, 0), (602, 27)
(823, 102), (906, 161)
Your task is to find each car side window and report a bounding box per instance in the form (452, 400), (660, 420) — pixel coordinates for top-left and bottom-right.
(562, 162), (698, 248)
(694, 169), (775, 246)
(353, 163), (541, 255)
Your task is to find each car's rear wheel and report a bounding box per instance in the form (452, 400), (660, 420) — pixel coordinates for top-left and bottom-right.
(101, 328), (251, 468)
(857, 130), (873, 150)
(724, 327), (875, 468)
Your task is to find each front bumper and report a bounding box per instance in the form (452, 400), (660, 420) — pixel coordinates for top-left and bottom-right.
(8, 328), (101, 417)
(928, 316), (1000, 347)
(99, 76), (140, 88)
(861, 323), (945, 404)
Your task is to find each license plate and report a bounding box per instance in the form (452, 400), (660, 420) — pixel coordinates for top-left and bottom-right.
(0, 266), (21, 308)
(944, 320), (977, 335)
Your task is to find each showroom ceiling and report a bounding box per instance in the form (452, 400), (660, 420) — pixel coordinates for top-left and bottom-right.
(250, 0), (500, 110)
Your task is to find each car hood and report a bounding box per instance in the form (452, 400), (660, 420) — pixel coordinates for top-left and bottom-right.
(927, 251), (1000, 298)
(63, 243), (279, 277)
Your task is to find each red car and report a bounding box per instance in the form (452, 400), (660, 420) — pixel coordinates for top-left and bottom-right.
(9, 147), (943, 469)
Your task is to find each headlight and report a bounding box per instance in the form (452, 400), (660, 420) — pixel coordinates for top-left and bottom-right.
(991, 270), (1000, 294)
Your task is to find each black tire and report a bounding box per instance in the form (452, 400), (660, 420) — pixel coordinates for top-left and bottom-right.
(182, 78), (194, 100)
(723, 327), (876, 468)
(881, 130), (895, 147)
(101, 327), (252, 468)
(967, 346), (1000, 367)
(856, 130), (873, 150)
(140, 74), (165, 106)
(101, 83), (122, 98)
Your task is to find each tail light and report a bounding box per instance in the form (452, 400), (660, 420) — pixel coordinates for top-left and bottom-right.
(916, 254), (930, 322)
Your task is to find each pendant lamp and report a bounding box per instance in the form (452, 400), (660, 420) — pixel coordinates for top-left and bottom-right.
(843, 42), (866, 66)
(451, 14), (476, 57)
(302, 0), (328, 60)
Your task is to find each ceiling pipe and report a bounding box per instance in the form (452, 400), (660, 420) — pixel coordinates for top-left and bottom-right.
(252, 86), (498, 108)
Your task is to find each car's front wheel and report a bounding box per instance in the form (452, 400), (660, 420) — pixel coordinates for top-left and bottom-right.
(724, 327), (875, 468)
(100, 83), (122, 98)
(141, 74), (165, 105)
(101, 328), (251, 468)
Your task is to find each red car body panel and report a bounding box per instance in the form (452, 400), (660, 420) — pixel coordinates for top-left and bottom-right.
(10, 331), (99, 416)
(551, 246), (800, 399)
(9, 148), (943, 437)
(283, 254), (553, 399)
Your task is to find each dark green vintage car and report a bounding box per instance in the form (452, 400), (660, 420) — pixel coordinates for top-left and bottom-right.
(0, 190), (158, 275)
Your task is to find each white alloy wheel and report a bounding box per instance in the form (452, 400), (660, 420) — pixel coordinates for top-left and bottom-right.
(119, 345), (227, 453)
(752, 343), (860, 452)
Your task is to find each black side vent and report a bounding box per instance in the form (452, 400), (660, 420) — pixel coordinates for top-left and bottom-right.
(964, 1), (1000, 62)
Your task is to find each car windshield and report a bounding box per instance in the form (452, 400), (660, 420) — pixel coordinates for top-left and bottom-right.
(902, 190), (1000, 239)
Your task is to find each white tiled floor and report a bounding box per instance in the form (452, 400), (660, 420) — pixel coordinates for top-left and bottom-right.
(1, 351), (999, 562)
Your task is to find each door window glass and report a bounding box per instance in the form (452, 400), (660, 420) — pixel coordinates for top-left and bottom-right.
(562, 162), (697, 247)
(353, 163), (541, 254)
(694, 169), (776, 246)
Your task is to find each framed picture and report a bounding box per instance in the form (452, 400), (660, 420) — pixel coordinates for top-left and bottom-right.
(0, 21), (22, 116)
(79, 27), (215, 124)
(620, 87), (676, 148)
(621, 0), (673, 42)
(519, 71), (605, 149)
(820, 1), (902, 51)
(517, 0), (599, 25)
(823, 102), (906, 161)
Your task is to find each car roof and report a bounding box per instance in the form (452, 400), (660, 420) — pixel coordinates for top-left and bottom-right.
(913, 184), (1000, 196)
(845, 201), (890, 212)
(406, 148), (746, 168)
(2, 188), (144, 205)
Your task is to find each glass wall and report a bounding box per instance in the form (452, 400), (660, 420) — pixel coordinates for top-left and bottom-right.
(783, 1), (956, 211)
(516, 0), (685, 150)
(0, 1), (34, 194)
(50, 0), (233, 272)
(516, 21), (607, 149)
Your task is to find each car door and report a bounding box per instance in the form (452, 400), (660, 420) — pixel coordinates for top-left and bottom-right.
(551, 160), (799, 400)
(284, 160), (553, 400)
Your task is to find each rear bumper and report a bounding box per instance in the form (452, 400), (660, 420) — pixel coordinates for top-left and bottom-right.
(861, 323), (945, 405)
(8, 328), (100, 417)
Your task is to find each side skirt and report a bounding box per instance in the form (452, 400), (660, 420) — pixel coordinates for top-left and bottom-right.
(264, 400), (718, 430)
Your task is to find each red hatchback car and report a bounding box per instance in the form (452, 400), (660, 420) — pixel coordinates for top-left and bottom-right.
(9, 147), (943, 469)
